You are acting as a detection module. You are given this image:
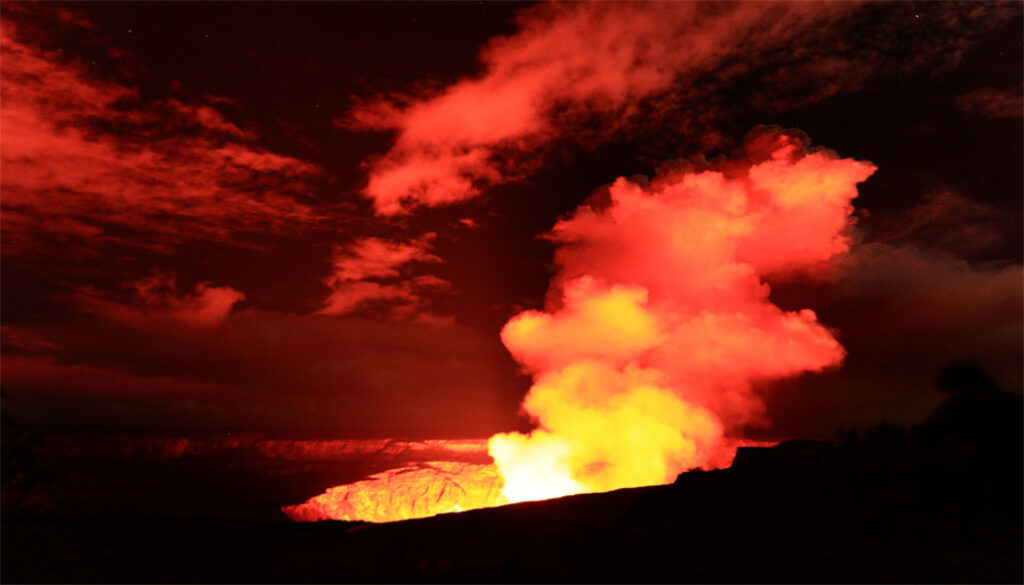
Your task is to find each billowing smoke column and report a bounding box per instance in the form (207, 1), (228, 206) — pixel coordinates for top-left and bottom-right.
(489, 128), (877, 503)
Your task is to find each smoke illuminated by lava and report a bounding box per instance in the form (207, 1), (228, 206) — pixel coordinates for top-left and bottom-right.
(488, 128), (876, 504)
(285, 128), (877, 522)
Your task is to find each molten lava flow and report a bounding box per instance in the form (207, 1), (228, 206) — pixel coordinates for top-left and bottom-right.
(285, 128), (876, 522)
(283, 462), (507, 523)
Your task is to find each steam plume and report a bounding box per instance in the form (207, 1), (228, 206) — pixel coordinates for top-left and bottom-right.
(489, 128), (876, 503)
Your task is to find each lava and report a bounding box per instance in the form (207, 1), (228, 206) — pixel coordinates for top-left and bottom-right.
(282, 462), (506, 523)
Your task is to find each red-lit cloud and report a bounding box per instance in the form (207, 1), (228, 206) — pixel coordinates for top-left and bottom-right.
(318, 236), (450, 321)
(0, 20), (321, 258)
(348, 2), (859, 214)
(74, 272), (245, 329)
(347, 2), (1016, 216)
(0, 9), (488, 435)
(956, 87), (1024, 119)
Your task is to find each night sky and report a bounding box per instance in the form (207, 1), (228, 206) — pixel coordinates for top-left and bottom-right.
(2, 0), (1021, 444)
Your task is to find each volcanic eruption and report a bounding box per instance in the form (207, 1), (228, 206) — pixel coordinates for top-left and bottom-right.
(284, 128), (877, 522)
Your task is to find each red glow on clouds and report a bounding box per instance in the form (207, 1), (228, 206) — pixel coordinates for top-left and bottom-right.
(349, 2), (852, 214)
(319, 236), (451, 321)
(0, 20), (321, 257)
(73, 272), (246, 329)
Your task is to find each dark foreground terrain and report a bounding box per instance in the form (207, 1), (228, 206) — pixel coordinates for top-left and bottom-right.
(4, 436), (1021, 583)
(4, 368), (1022, 583)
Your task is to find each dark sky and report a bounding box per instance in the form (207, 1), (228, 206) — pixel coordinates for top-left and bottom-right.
(2, 1), (1021, 440)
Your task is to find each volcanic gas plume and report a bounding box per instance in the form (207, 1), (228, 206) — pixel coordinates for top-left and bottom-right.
(285, 128), (877, 522)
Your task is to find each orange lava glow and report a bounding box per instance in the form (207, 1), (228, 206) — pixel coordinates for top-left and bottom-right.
(285, 129), (875, 522)
(282, 462), (507, 523)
